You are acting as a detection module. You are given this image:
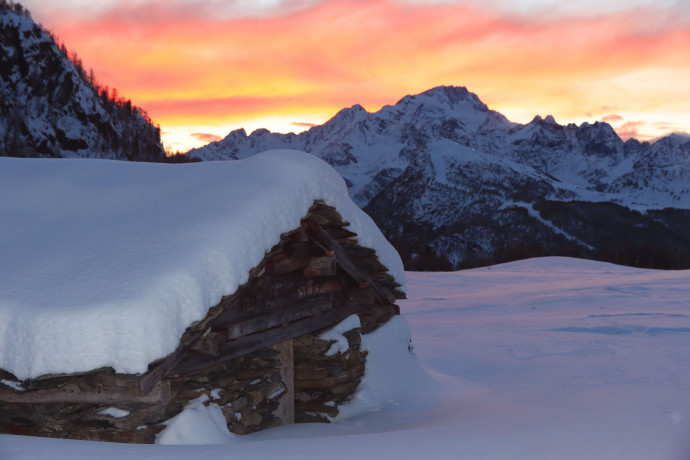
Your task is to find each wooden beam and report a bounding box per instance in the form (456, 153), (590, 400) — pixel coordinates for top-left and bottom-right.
(212, 285), (330, 330)
(0, 380), (170, 405)
(222, 293), (337, 340)
(301, 220), (396, 304)
(171, 302), (372, 376)
(265, 242), (319, 275)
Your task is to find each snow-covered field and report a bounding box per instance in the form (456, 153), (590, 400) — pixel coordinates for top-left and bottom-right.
(2, 257), (689, 459)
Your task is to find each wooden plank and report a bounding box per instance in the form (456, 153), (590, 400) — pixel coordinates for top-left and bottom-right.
(304, 255), (336, 277)
(211, 285), (333, 330)
(222, 293), (337, 340)
(0, 380), (170, 405)
(302, 220), (396, 304)
(298, 277), (342, 298)
(265, 242), (318, 275)
(171, 302), (371, 376)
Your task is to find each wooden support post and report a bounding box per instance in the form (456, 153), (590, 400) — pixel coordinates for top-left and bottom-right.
(272, 340), (294, 425)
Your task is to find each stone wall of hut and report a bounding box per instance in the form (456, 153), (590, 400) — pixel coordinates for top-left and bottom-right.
(0, 303), (398, 443)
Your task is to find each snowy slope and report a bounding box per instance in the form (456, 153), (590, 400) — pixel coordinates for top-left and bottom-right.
(2, 257), (688, 459)
(0, 151), (403, 380)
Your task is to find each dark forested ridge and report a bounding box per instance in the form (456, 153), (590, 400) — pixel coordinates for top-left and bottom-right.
(0, 1), (169, 161)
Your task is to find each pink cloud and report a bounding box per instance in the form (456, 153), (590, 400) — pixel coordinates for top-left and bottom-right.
(601, 114), (624, 123)
(190, 132), (222, 143)
(615, 121), (645, 140)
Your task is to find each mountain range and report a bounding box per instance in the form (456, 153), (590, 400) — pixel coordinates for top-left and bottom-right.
(188, 86), (690, 270)
(3, 3), (689, 270)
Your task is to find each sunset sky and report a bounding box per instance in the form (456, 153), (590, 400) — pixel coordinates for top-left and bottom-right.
(22, 0), (690, 152)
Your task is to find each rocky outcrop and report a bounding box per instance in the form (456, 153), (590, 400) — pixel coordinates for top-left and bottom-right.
(0, 6), (166, 161)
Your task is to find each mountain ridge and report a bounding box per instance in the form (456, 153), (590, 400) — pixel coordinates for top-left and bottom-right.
(188, 85), (690, 270)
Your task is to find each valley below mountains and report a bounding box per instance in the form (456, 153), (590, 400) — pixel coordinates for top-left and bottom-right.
(189, 86), (690, 270)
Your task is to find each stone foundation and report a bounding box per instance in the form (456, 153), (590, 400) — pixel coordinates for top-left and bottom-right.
(0, 303), (399, 443)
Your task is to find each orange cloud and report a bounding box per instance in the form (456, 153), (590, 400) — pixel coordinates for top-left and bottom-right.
(601, 114), (624, 123)
(292, 122), (317, 128)
(190, 132), (222, 143)
(616, 121), (646, 141)
(27, 0), (690, 151)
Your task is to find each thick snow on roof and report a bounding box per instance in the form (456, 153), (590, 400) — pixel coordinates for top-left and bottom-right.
(0, 150), (404, 380)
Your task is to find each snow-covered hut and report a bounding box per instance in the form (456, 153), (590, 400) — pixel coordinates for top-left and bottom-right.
(0, 150), (405, 443)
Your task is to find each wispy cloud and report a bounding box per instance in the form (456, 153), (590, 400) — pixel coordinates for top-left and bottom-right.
(190, 132), (222, 143)
(616, 121), (646, 141)
(601, 114), (624, 123)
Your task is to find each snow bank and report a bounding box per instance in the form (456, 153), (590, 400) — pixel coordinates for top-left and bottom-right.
(98, 408), (130, 418)
(319, 314), (361, 356)
(335, 315), (441, 421)
(156, 395), (236, 445)
(0, 151), (404, 380)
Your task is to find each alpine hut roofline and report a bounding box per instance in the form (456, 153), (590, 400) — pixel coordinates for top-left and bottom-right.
(0, 151), (406, 443)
